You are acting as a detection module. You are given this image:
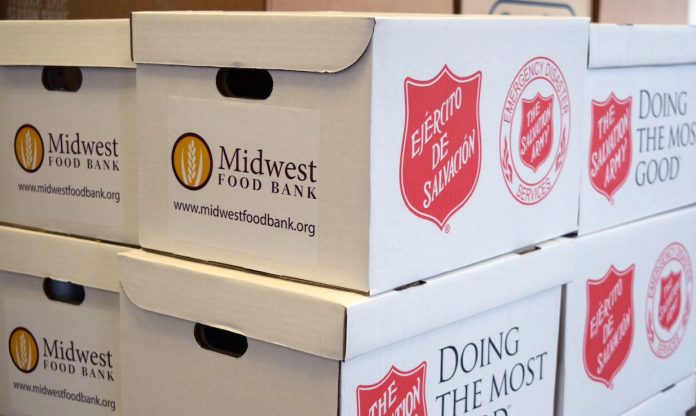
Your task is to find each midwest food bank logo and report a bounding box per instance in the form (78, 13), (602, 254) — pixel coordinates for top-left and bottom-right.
(399, 65), (482, 231)
(7, 326), (115, 381)
(9, 327), (39, 373)
(172, 132), (213, 190)
(14, 124), (45, 173)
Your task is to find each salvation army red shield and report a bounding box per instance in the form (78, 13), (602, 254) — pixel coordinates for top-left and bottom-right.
(399, 66), (482, 230)
(583, 265), (635, 389)
(357, 363), (428, 416)
(588, 94), (633, 202)
(519, 93), (554, 172)
(659, 271), (682, 332)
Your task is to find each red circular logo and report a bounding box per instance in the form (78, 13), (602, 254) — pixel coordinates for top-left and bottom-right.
(499, 56), (571, 205)
(646, 242), (693, 358)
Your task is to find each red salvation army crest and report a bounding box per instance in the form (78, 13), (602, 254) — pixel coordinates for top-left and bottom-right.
(357, 362), (428, 416)
(646, 242), (693, 359)
(399, 65), (482, 230)
(500, 56), (571, 205)
(583, 265), (635, 389)
(588, 94), (633, 203)
(659, 271), (682, 331)
(519, 93), (554, 172)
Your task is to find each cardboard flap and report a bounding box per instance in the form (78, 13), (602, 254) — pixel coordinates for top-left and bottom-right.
(589, 24), (696, 69)
(346, 238), (573, 359)
(0, 19), (134, 68)
(121, 239), (571, 361)
(131, 12), (375, 72)
(0, 225), (129, 292)
(120, 250), (363, 360)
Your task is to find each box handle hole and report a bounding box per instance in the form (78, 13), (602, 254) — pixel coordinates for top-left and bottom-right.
(216, 68), (272, 100)
(42, 66), (82, 92)
(194, 323), (248, 358)
(43, 278), (85, 305)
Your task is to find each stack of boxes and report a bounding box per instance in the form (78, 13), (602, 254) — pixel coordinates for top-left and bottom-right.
(0, 10), (694, 416)
(559, 24), (696, 416)
(0, 20), (136, 416)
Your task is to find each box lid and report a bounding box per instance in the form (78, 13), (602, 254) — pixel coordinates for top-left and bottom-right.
(0, 19), (134, 68)
(589, 24), (696, 69)
(131, 11), (375, 72)
(620, 374), (696, 416)
(0, 225), (130, 292)
(120, 238), (572, 361)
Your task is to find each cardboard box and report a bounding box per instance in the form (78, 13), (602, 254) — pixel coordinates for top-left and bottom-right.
(597, 0), (695, 25)
(558, 206), (696, 416)
(579, 25), (696, 235)
(460, 0), (591, 17)
(0, 225), (128, 416)
(133, 12), (587, 294)
(0, 20), (138, 245)
(120, 238), (570, 415)
(619, 374), (696, 416)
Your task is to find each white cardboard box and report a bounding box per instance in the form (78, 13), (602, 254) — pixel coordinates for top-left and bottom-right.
(558, 206), (696, 416)
(0, 225), (128, 416)
(120, 238), (572, 415)
(579, 25), (696, 235)
(133, 12), (587, 294)
(0, 20), (138, 245)
(619, 374), (696, 416)
(460, 0), (591, 17)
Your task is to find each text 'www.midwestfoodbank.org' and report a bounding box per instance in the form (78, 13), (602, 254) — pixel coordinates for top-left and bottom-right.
(172, 200), (316, 237)
(17, 182), (121, 203)
(13, 381), (117, 412)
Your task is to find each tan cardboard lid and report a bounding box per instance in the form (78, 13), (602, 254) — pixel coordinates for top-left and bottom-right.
(0, 19), (135, 68)
(131, 11), (375, 72)
(120, 238), (572, 361)
(589, 24), (696, 69)
(0, 225), (130, 292)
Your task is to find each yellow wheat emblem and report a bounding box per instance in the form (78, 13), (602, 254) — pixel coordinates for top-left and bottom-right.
(9, 327), (39, 373)
(14, 125), (44, 173)
(172, 133), (212, 190)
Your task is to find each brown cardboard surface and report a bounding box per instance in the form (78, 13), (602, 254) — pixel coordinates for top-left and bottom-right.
(598, 0), (689, 24)
(268, 0), (453, 13)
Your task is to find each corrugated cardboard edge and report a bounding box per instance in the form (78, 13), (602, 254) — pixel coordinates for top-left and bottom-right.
(0, 225), (130, 292)
(131, 11), (375, 72)
(589, 24), (696, 69)
(119, 249), (363, 360)
(346, 238), (573, 359)
(0, 19), (135, 68)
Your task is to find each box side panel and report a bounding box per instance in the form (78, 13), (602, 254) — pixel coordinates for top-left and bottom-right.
(340, 287), (562, 415)
(120, 291), (340, 415)
(0, 66), (138, 245)
(579, 65), (696, 234)
(368, 18), (587, 292)
(0, 271), (120, 416)
(562, 207), (696, 415)
(137, 54), (371, 290)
